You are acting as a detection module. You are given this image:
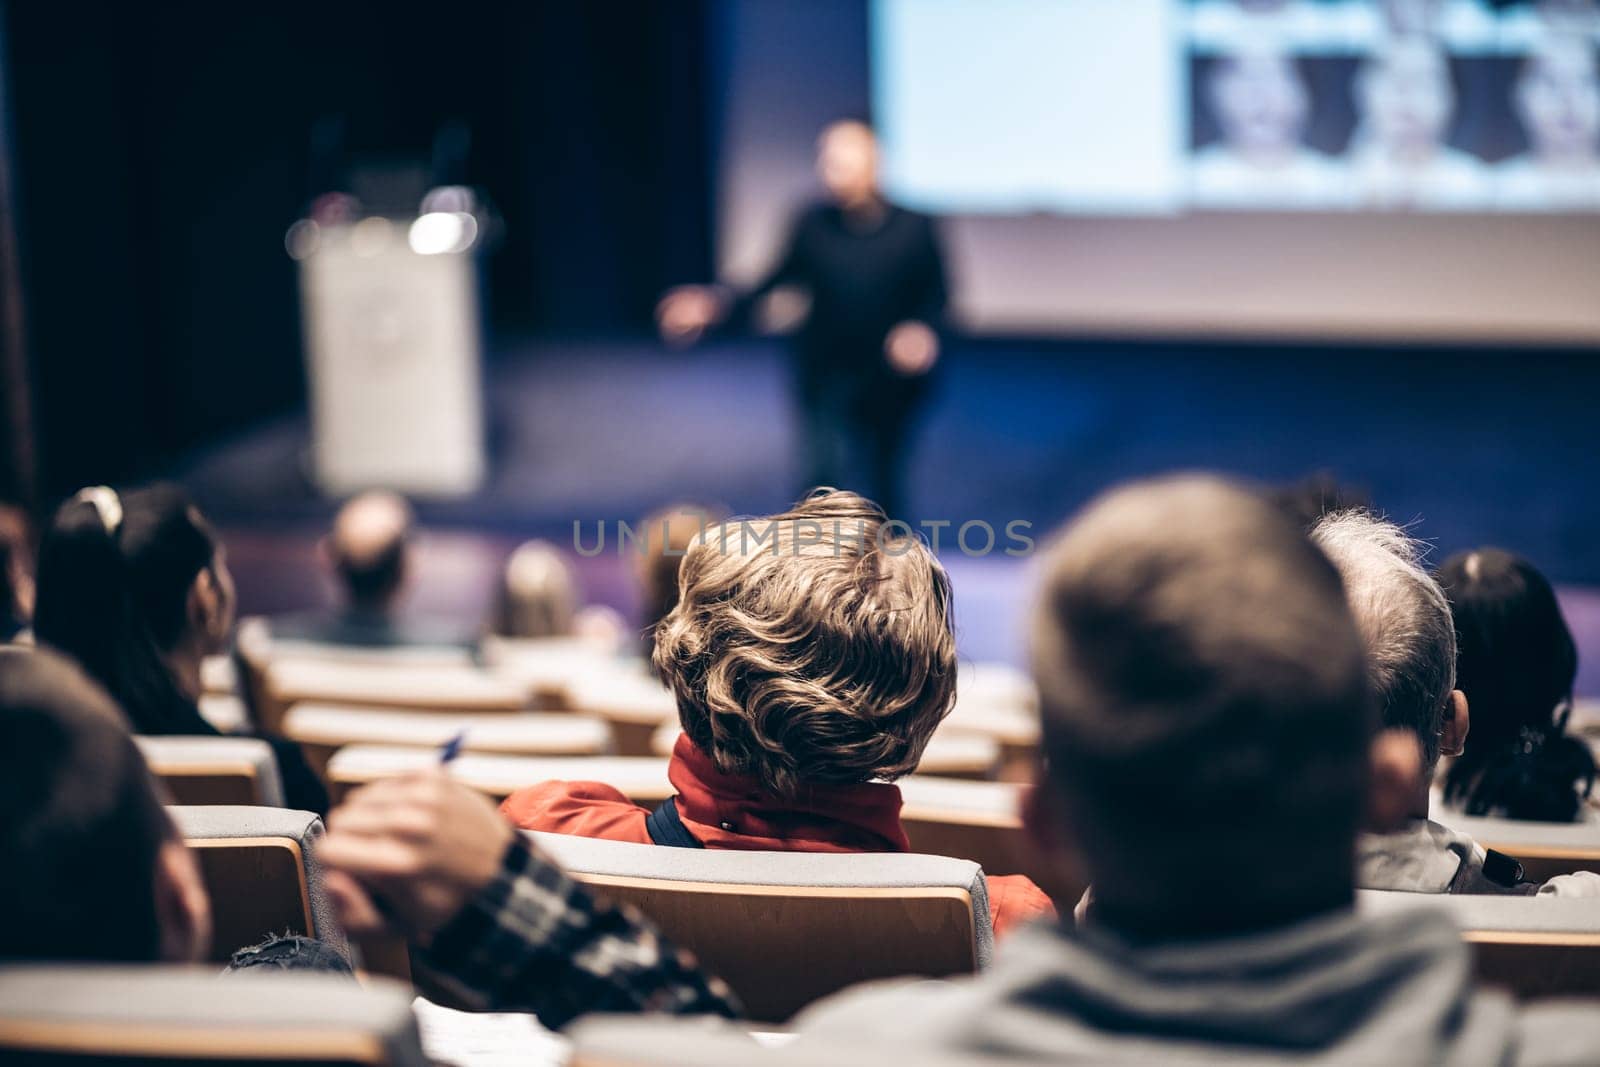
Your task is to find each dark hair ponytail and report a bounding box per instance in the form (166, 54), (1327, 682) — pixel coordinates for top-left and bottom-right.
(1438, 548), (1596, 822)
(34, 485), (217, 736)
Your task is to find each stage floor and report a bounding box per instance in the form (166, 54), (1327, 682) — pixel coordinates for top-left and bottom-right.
(174, 334), (1600, 690)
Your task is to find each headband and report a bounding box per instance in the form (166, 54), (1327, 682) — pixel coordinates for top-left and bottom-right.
(74, 485), (124, 537)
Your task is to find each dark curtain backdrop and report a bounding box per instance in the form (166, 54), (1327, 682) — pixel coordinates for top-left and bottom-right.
(1, 1), (713, 501)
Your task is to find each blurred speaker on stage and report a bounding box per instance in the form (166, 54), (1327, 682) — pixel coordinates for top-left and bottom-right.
(657, 120), (948, 520)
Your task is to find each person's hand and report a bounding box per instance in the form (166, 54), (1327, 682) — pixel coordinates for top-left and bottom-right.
(318, 772), (515, 944)
(656, 285), (724, 346)
(884, 320), (939, 376)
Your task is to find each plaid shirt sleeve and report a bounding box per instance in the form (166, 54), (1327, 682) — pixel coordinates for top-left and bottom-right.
(413, 834), (742, 1029)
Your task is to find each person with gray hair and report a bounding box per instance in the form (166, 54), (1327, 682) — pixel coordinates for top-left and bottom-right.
(1311, 510), (1599, 897)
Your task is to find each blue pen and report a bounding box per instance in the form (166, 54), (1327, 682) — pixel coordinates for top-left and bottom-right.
(439, 729), (467, 766)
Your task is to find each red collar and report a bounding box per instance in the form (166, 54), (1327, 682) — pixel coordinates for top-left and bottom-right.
(667, 735), (910, 853)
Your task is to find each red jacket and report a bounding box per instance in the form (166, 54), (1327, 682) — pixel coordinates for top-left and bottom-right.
(501, 734), (1056, 937)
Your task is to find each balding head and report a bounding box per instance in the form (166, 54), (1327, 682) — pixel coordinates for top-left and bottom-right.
(1032, 475), (1371, 937)
(816, 120), (879, 208)
(328, 491), (413, 610)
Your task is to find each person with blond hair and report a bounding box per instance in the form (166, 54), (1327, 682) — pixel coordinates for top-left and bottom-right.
(492, 538), (628, 650)
(500, 489), (1053, 935)
(493, 539), (580, 639)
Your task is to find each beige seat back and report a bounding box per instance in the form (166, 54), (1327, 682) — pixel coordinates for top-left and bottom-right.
(137, 736), (284, 807)
(1359, 890), (1600, 998)
(0, 966), (423, 1065)
(481, 635), (641, 708)
(324, 746), (674, 807)
(943, 664), (1041, 782)
(565, 672), (679, 756)
(1434, 808), (1600, 883)
(200, 654), (240, 696)
(263, 659), (530, 736)
(282, 703), (612, 778)
(533, 831), (992, 1023)
(169, 805), (347, 964)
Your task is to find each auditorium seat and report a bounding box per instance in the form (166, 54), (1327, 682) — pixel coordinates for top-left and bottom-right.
(1358, 890), (1600, 999)
(531, 830), (993, 1023)
(912, 732), (1003, 779)
(1432, 809), (1600, 883)
(899, 777), (1084, 908)
(169, 805), (347, 965)
(260, 658), (531, 734)
(198, 692), (251, 734)
(282, 703), (612, 777)
(200, 653), (239, 696)
(267, 638), (477, 669)
(323, 746), (675, 807)
(956, 662), (1037, 712)
(565, 672), (679, 756)
(481, 635), (640, 708)
(235, 613), (476, 667)
(942, 668), (1041, 782)
(649, 724), (1003, 780)
(137, 736), (285, 807)
(0, 966), (425, 1066)
(324, 747), (1054, 882)
(897, 777), (1027, 869)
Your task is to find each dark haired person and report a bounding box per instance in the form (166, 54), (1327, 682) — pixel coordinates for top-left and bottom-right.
(1437, 548), (1596, 823)
(321, 476), (1600, 1059)
(33, 484), (327, 814)
(0, 646), (211, 963)
(271, 489), (478, 651)
(1311, 512), (1598, 895)
(0, 646), (348, 973)
(656, 121), (947, 520)
(501, 490), (1052, 936)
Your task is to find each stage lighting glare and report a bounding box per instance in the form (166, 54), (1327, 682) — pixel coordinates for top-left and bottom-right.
(421, 184), (476, 215)
(407, 211), (477, 255)
(284, 219), (320, 260)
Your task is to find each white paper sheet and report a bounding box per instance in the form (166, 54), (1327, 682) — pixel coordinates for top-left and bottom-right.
(412, 996), (570, 1067)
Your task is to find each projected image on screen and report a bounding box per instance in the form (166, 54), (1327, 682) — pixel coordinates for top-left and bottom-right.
(873, 0), (1600, 214)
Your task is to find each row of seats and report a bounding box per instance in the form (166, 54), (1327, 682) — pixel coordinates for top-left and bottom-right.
(158, 707), (1013, 805)
(212, 624), (1045, 765)
(145, 720), (1600, 900)
(168, 803), (1600, 1011)
(3, 801), (1598, 1065)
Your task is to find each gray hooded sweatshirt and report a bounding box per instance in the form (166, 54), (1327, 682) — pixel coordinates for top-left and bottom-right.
(791, 908), (1600, 1064)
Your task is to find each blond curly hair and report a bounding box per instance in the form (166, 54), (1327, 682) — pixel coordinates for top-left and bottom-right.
(653, 490), (957, 799)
